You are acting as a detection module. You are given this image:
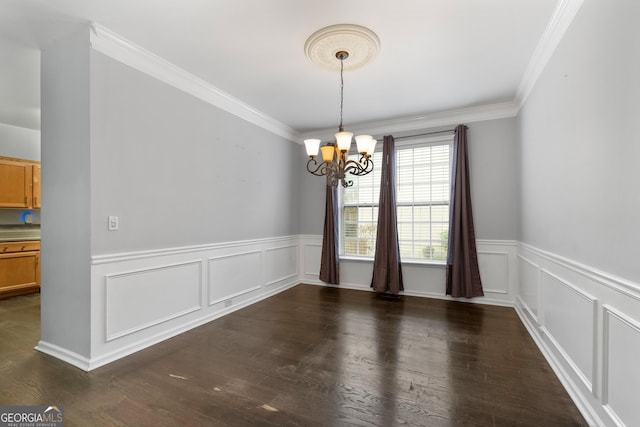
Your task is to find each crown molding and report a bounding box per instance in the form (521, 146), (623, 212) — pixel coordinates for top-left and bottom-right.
(515, 0), (584, 108)
(89, 23), (298, 142)
(299, 0), (584, 144)
(87, 0), (583, 147)
(297, 101), (519, 143)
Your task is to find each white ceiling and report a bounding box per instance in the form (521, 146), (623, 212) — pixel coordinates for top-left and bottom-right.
(0, 0), (561, 134)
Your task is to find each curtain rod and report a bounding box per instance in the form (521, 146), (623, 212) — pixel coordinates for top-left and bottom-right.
(390, 128), (456, 140)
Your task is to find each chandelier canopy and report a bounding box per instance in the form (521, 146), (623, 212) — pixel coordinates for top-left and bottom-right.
(303, 25), (379, 188)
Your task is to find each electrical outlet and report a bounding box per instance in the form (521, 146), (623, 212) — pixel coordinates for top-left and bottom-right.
(108, 216), (119, 231)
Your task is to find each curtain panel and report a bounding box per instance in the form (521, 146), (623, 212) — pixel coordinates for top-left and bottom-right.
(371, 135), (404, 294)
(446, 125), (483, 298)
(319, 182), (339, 284)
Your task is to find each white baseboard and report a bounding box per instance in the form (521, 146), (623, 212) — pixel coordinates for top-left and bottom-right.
(35, 341), (91, 371)
(307, 280), (515, 307)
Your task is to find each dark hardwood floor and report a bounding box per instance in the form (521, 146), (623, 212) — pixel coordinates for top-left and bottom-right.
(0, 285), (587, 426)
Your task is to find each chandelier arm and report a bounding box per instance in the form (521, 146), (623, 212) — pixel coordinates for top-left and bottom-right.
(341, 178), (354, 188)
(343, 158), (374, 176)
(307, 158), (345, 183)
(306, 158), (326, 176)
(307, 158), (336, 177)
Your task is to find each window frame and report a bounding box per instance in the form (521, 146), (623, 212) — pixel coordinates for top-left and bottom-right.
(339, 133), (454, 266)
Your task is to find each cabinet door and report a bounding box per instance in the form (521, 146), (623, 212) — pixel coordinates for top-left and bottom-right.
(0, 251), (39, 295)
(0, 159), (30, 207)
(31, 163), (41, 208)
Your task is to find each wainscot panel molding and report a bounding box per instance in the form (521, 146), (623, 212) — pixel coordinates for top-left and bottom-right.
(517, 254), (541, 322)
(208, 251), (262, 306)
(105, 260), (203, 341)
(299, 235), (518, 307)
(516, 243), (640, 427)
(303, 246), (322, 277)
(602, 305), (640, 427)
(43, 236), (300, 371)
(541, 268), (597, 392)
(264, 244), (298, 286)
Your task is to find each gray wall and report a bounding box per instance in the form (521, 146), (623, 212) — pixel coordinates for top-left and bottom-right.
(518, 0), (640, 283)
(40, 27), (92, 357)
(0, 122), (40, 160)
(297, 148), (326, 235)
(89, 52), (300, 254)
(297, 117), (519, 241)
(468, 118), (518, 240)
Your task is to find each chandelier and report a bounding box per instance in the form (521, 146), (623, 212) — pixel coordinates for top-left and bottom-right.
(303, 25), (380, 188)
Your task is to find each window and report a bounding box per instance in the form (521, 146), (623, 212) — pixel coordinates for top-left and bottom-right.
(341, 151), (382, 257)
(340, 135), (453, 262)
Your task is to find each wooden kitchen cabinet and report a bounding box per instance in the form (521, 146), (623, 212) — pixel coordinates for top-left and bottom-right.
(0, 156), (41, 208)
(32, 163), (41, 208)
(0, 240), (40, 298)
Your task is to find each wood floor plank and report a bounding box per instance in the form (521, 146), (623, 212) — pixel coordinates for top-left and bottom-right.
(0, 285), (587, 426)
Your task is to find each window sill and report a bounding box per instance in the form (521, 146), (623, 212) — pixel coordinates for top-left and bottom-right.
(339, 256), (446, 268)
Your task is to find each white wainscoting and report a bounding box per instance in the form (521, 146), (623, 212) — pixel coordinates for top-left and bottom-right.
(38, 233), (640, 427)
(541, 268), (597, 392)
(265, 244), (298, 286)
(518, 254), (540, 321)
(106, 260), (203, 341)
(298, 235), (518, 306)
(602, 305), (640, 427)
(516, 243), (640, 427)
(209, 251), (261, 305)
(300, 238), (322, 279)
(79, 236), (300, 371)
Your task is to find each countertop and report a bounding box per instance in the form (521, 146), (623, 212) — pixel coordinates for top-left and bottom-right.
(0, 225), (41, 242)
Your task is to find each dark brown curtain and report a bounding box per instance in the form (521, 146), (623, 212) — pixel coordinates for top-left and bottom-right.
(371, 135), (403, 294)
(319, 182), (339, 284)
(446, 125), (483, 298)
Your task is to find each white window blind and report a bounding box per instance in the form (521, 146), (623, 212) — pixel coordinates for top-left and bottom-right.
(341, 151), (382, 257)
(341, 136), (453, 262)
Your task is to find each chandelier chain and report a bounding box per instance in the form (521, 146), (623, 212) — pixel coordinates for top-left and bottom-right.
(339, 57), (344, 131)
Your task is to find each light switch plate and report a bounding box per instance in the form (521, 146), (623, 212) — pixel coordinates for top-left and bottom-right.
(108, 216), (119, 231)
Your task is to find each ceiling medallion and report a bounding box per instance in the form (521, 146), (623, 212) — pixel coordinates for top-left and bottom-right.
(304, 24), (380, 71)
